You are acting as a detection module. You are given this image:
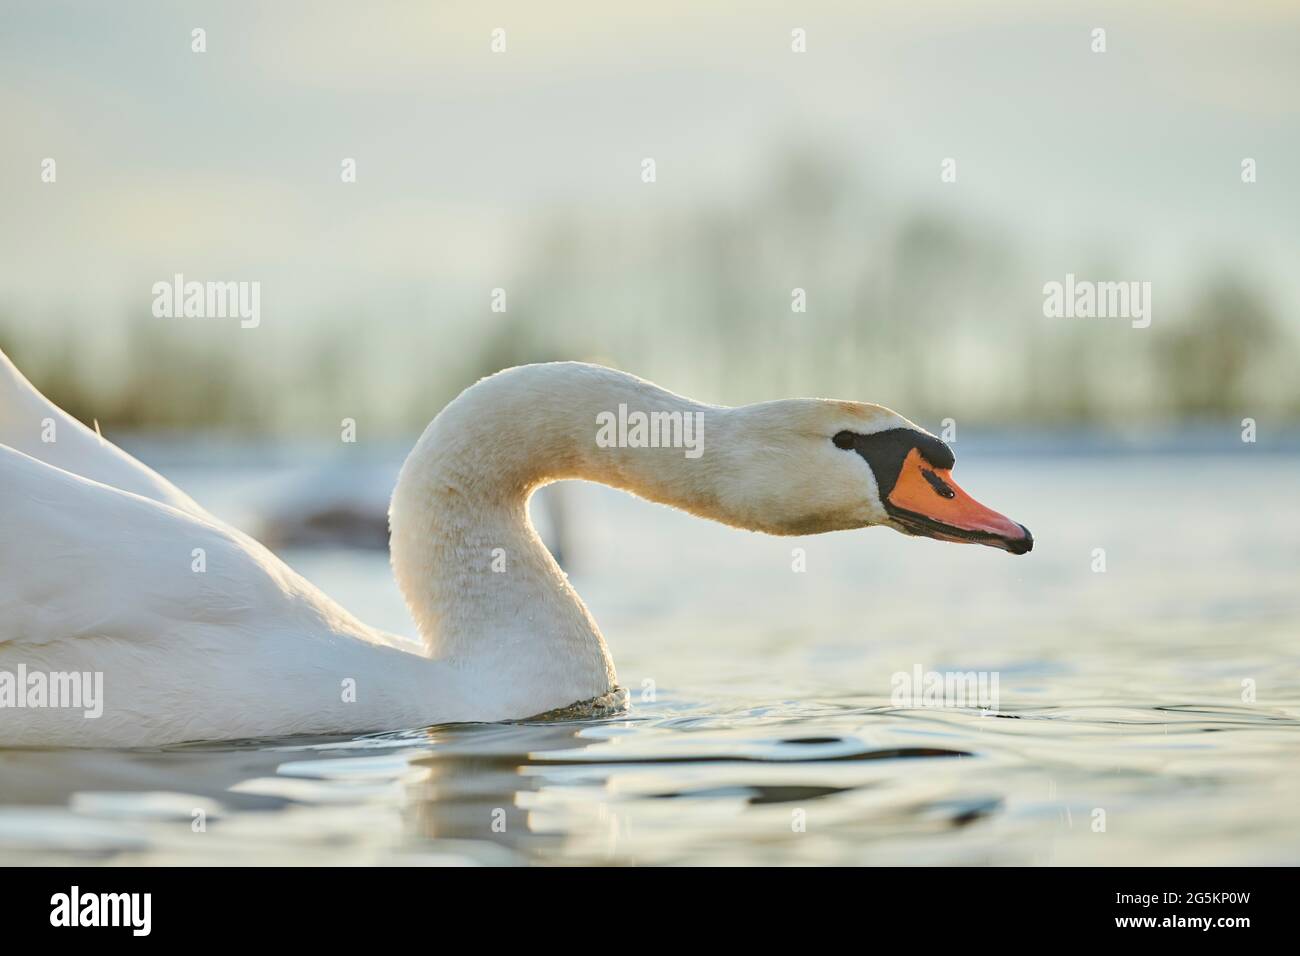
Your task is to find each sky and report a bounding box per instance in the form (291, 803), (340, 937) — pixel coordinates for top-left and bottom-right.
(1, 0), (1297, 422)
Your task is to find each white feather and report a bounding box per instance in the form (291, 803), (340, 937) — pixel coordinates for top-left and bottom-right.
(0, 354), (912, 746)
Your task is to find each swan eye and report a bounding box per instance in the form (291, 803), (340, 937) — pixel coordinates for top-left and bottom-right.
(832, 430), (856, 450)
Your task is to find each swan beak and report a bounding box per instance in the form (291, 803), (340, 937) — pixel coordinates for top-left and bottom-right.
(885, 449), (1033, 554)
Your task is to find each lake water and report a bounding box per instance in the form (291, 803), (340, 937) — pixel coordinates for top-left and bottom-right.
(1, 437), (1298, 865)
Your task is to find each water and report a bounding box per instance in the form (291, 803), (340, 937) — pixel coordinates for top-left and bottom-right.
(2, 440), (1298, 865)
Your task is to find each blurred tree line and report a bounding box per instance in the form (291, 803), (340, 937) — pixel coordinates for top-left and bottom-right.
(2, 153), (1296, 435)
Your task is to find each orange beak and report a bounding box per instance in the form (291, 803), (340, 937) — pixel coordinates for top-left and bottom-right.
(885, 449), (1033, 554)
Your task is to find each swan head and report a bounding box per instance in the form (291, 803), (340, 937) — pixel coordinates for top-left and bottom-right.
(722, 399), (1032, 554)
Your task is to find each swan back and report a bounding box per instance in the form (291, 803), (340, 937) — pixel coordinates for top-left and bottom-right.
(0, 347), (205, 515)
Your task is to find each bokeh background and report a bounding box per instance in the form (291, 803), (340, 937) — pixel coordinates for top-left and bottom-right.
(3, 0), (1298, 432)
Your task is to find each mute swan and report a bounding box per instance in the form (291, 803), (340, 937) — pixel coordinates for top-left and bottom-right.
(0, 357), (1031, 747)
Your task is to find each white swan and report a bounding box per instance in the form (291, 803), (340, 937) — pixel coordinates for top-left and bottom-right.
(0, 356), (1031, 747)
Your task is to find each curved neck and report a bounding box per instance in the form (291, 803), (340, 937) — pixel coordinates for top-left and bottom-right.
(388, 363), (727, 718)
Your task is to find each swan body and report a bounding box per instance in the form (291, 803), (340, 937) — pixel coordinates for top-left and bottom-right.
(0, 355), (1031, 747)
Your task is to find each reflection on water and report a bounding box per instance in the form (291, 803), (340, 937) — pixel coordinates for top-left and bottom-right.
(1, 444), (1298, 865)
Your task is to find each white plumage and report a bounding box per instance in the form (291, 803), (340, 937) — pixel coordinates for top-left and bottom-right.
(1, 352), (938, 747)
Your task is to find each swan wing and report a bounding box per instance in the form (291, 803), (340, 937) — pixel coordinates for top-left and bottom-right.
(0, 444), (454, 746)
(0, 442), (370, 653)
(0, 347), (206, 517)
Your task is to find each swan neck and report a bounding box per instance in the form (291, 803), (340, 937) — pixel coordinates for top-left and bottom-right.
(388, 364), (721, 716)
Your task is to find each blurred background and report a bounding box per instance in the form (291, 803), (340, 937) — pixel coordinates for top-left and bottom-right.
(2, 0), (1297, 434)
(2, 1), (1299, 866)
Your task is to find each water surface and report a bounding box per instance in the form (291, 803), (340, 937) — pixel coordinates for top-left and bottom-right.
(1, 441), (1297, 865)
